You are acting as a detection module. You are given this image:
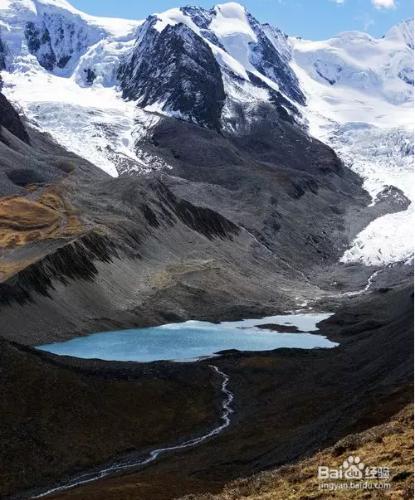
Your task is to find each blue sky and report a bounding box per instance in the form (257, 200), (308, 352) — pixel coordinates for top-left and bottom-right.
(70, 0), (413, 39)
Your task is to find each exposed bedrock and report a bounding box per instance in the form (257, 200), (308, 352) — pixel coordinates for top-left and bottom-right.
(118, 20), (226, 131)
(0, 92), (30, 145)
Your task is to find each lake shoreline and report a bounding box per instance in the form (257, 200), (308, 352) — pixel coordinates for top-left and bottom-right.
(36, 313), (336, 363)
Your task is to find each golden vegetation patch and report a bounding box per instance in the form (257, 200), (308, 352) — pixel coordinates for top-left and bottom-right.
(186, 405), (413, 500)
(0, 187), (86, 281)
(0, 188), (83, 249)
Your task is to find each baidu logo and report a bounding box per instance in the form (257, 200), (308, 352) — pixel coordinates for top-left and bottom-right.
(317, 456), (391, 491)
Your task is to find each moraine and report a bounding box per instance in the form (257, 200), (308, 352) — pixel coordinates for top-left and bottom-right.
(37, 313), (337, 362)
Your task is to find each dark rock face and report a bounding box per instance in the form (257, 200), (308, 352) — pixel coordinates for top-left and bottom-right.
(6, 168), (46, 187)
(25, 21), (60, 71)
(116, 7), (307, 133)
(155, 181), (240, 240)
(84, 67), (96, 85)
(0, 92), (29, 144)
(118, 20), (226, 130)
(247, 15), (305, 105)
(180, 6), (212, 29)
(398, 67), (414, 85)
(0, 34), (6, 70)
(247, 72), (300, 124)
(24, 14), (93, 72)
(375, 185), (410, 210)
(170, 7), (305, 107)
(314, 60), (342, 85)
(0, 232), (117, 306)
(25, 21), (54, 70)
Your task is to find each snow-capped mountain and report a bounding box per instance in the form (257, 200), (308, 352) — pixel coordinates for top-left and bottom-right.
(118, 19), (227, 131)
(117, 3), (304, 132)
(291, 20), (414, 265)
(0, 0), (139, 66)
(0, 0), (143, 175)
(0, 1), (413, 266)
(0, 1), (305, 175)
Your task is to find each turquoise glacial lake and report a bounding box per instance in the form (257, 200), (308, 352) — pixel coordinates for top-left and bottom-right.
(37, 313), (337, 363)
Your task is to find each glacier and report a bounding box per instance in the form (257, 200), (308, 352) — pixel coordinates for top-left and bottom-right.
(291, 20), (414, 266)
(0, 1), (413, 266)
(0, 0), (144, 175)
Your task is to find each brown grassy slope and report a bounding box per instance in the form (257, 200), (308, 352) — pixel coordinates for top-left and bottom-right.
(0, 187), (85, 281)
(183, 404), (414, 500)
(0, 188), (84, 248)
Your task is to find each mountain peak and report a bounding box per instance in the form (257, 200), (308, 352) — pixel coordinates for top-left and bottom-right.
(0, 0), (77, 14)
(35, 0), (77, 10)
(211, 1), (255, 41)
(385, 18), (414, 49)
(214, 2), (247, 16)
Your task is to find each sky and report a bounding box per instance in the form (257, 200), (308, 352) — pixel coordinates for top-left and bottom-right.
(69, 0), (413, 39)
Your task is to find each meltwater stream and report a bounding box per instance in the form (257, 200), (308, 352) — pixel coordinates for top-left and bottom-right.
(31, 313), (336, 498)
(31, 365), (233, 498)
(37, 313), (336, 362)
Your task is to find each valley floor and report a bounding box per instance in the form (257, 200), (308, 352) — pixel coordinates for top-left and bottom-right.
(3, 281), (412, 500)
